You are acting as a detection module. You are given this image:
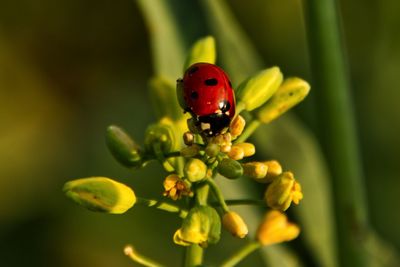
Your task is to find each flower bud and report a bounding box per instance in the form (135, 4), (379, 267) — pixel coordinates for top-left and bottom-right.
(183, 36), (216, 73)
(106, 125), (142, 168)
(173, 206), (221, 247)
(217, 158), (243, 179)
(243, 162), (268, 180)
(183, 131), (194, 146)
(235, 143), (255, 157)
(205, 143), (220, 157)
(256, 210), (300, 246)
(222, 211), (248, 238)
(257, 77), (310, 124)
(220, 145), (231, 153)
(236, 67), (283, 111)
(265, 172), (303, 211)
(180, 144), (200, 158)
(262, 160), (283, 183)
(144, 121), (175, 155)
(229, 115), (246, 138)
(149, 76), (183, 121)
(63, 177), (136, 214)
(184, 158), (207, 182)
(227, 146), (244, 160)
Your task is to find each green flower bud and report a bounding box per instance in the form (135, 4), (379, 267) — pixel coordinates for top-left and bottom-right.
(144, 121), (175, 155)
(183, 36), (216, 72)
(149, 76), (183, 121)
(173, 206), (221, 247)
(63, 177), (136, 214)
(184, 158), (207, 182)
(106, 125), (142, 168)
(257, 77), (310, 124)
(205, 143), (220, 157)
(217, 158), (243, 179)
(236, 67), (283, 111)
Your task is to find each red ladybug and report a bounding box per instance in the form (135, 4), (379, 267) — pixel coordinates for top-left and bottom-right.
(177, 62), (236, 136)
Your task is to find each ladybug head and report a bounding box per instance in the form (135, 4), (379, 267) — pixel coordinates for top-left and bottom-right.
(197, 113), (231, 137)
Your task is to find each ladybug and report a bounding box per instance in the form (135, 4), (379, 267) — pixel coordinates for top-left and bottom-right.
(177, 62), (236, 136)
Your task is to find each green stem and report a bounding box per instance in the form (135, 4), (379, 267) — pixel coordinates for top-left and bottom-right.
(124, 245), (165, 267)
(184, 182), (209, 266)
(234, 119), (261, 144)
(220, 241), (261, 267)
(136, 197), (187, 218)
(206, 178), (229, 213)
(222, 199), (266, 207)
(303, 0), (369, 266)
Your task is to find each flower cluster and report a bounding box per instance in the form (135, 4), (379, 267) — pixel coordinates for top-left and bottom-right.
(63, 36), (310, 266)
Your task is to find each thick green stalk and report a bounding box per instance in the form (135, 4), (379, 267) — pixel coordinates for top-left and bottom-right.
(184, 183), (209, 266)
(303, 0), (369, 266)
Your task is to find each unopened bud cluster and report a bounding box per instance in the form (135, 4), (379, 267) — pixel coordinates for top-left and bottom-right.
(63, 36), (310, 265)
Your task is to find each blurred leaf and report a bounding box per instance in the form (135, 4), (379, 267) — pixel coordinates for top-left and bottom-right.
(200, 0), (263, 83)
(136, 0), (186, 81)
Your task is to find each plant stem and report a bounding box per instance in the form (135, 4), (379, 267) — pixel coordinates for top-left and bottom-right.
(220, 199), (266, 207)
(206, 178), (229, 213)
(220, 241), (261, 267)
(303, 0), (369, 266)
(234, 119), (261, 144)
(136, 197), (187, 218)
(184, 183), (209, 266)
(124, 245), (165, 267)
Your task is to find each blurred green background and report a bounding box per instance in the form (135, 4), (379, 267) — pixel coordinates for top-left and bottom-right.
(1, 0), (399, 266)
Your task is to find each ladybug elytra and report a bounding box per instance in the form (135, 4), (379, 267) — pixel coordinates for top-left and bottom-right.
(177, 63), (236, 136)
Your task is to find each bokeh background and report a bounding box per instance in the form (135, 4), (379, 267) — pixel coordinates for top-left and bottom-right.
(1, 0), (399, 266)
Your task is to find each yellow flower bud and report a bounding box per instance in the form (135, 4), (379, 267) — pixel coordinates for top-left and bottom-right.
(242, 162), (268, 180)
(183, 36), (216, 72)
(180, 144), (200, 158)
(229, 115), (246, 138)
(235, 142), (255, 157)
(220, 145), (231, 153)
(236, 67), (283, 111)
(227, 146), (245, 160)
(184, 158), (207, 182)
(63, 177), (136, 214)
(222, 211), (248, 238)
(173, 206), (221, 247)
(257, 77), (310, 124)
(254, 160), (283, 183)
(183, 131), (195, 146)
(265, 172), (303, 211)
(256, 210), (300, 246)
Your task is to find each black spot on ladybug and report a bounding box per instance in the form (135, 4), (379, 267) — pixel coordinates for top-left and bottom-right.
(228, 80), (232, 87)
(204, 78), (218, 86)
(188, 66), (199, 75)
(191, 91), (199, 99)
